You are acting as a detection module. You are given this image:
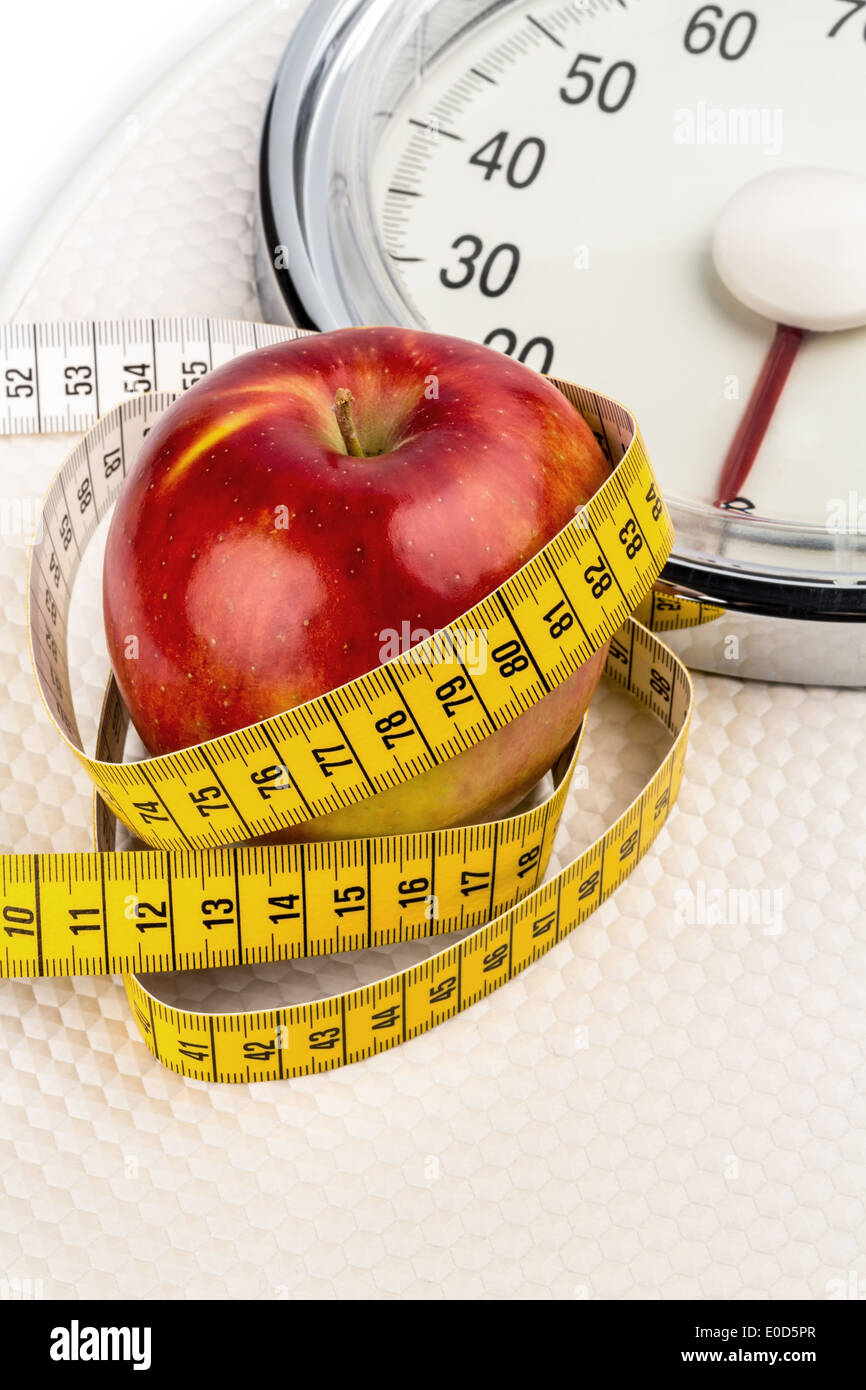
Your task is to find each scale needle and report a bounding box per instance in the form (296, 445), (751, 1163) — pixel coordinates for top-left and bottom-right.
(711, 168), (866, 508)
(715, 324), (805, 507)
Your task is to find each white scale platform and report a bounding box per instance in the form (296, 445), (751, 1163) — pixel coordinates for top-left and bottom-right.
(0, 0), (863, 1300)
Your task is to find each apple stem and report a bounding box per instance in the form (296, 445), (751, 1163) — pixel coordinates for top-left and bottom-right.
(333, 388), (365, 458)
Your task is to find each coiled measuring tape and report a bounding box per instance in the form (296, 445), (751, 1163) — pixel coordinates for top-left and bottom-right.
(0, 317), (698, 1082)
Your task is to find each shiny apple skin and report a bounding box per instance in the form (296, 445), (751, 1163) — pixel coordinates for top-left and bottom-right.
(102, 327), (611, 839)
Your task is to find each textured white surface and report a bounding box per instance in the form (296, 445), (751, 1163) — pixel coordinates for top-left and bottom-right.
(0, 0), (864, 1302)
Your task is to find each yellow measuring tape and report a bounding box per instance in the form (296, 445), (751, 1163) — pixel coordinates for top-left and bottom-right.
(0, 317), (697, 1081)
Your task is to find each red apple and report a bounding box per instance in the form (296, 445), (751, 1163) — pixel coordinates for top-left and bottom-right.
(103, 327), (610, 840)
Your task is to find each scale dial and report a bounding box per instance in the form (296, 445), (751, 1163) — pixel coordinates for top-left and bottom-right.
(374, 0), (866, 526)
(257, 0), (866, 681)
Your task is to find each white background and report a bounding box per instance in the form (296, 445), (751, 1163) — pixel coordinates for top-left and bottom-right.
(0, 0), (252, 271)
